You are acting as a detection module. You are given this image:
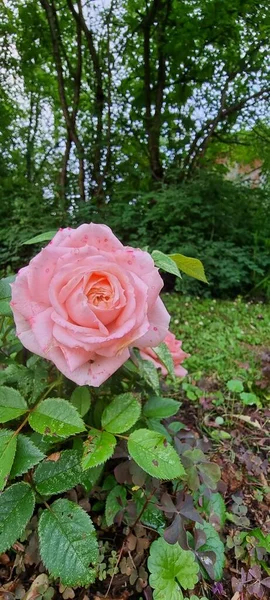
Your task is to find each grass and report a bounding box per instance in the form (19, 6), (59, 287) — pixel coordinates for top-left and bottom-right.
(164, 294), (270, 383)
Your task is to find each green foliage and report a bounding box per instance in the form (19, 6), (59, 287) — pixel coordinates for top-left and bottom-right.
(38, 499), (98, 586)
(10, 434), (45, 478)
(128, 429), (185, 480)
(152, 251), (182, 279)
(0, 429), (17, 491)
(105, 485), (127, 527)
(34, 450), (84, 496)
(0, 386), (28, 422)
(143, 396), (181, 419)
(152, 344), (175, 378)
(101, 393), (141, 433)
(29, 398), (85, 437)
(82, 429), (116, 469)
(70, 386), (91, 417)
(169, 254), (208, 284)
(148, 538), (199, 600)
(23, 231), (57, 245)
(0, 482), (35, 552)
(227, 380), (244, 393)
(196, 522), (225, 580)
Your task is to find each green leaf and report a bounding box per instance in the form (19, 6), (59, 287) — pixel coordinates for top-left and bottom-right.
(138, 357), (160, 393)
(80, 464), (103, 492)
(0, 276), (15, 301)
(29, 398), (85, 437)
(146, 418), (172, 441)
(34, 450), (83, 496)
(0, 386), (28, 423)
(133, 490), (165, 532)
(70, 386), (91, 417)
(105, 485), (127, 526)
(240, 392), (260, 406)
(82, 428), (116, 470)
(152, 250), (182, 278)
(0, 482), (35, 553)
(250, 528), (270, 552)
(143, 396), (181, 419)
(196, 521), (225, 580)
(169, 254), (208, 283)
(128, 429), (185, 479)
(22, 231), (57, 245)
(10, 435), (45, 478)
(0, 430), (17, 491)
(148, 537), (199, 600)
(204, 493), (226, 528)
(0, 300), (12, 316)
(198, 462), (221, 490)
(101, 393), (141, 434)
(152, 343), (175, 378)
(38, 498), (98, 586)
(226, 379), (244, 393)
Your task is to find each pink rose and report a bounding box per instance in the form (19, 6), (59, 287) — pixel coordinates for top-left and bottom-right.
(140, 331), (188, 377)
(10, 224), (170, 386)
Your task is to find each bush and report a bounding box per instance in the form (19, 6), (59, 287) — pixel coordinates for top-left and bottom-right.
(73, 172), (270, 298)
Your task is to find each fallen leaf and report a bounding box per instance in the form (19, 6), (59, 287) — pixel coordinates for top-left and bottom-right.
(22, 575), (49, 600)
(46, 452), (61, 462)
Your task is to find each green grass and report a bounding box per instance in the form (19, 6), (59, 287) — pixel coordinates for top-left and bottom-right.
(163, 294), (270, 383)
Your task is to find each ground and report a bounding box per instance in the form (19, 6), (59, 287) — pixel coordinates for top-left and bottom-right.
(0, 296), (269, 600)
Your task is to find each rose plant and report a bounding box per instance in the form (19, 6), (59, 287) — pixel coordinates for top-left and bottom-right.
(0, 224), (224, 599)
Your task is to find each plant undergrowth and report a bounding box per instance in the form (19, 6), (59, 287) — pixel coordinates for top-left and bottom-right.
(0, 285), (269, 599)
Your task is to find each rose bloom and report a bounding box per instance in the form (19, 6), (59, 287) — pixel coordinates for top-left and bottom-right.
(10, 224), (170, 386)
(139, 331), (188, 377)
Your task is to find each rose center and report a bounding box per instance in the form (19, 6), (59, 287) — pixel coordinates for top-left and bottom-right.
(86, 275), (114, 308)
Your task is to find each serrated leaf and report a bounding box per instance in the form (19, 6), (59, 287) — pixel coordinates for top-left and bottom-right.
(152, 250), (182, 278)
(169, 254), (208, 283)
(148, 537), (199, 600)
(196, 521), (225, 580)
(29, 398), (85, 437)
(0, 430), (17, 491)
(105, 485), (127, 526)
(22, 230), (57, 245)
(82, 428), (116, 470)
(101, 393), (141, 434)
(70, 386), (91, 417)
(143, 396), (181, 419)
(0, 482), (35, 553)
(38, 498), (98, 586)
(138, 357), (160, 393)
(0, 386), (28, 423)
(128, 429), (185, 479)
(10, 435), (45, 478)
(34, 450), (83, 496)
(152, 343), (175, 378)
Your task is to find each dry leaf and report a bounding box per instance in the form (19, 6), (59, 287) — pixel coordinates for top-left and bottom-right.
(22, 575), (49, 600)
(46, 452), (61, 462)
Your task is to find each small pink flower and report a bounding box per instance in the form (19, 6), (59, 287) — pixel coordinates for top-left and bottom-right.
(139, 331), (188, 377)
(10, 224), (170, 386)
